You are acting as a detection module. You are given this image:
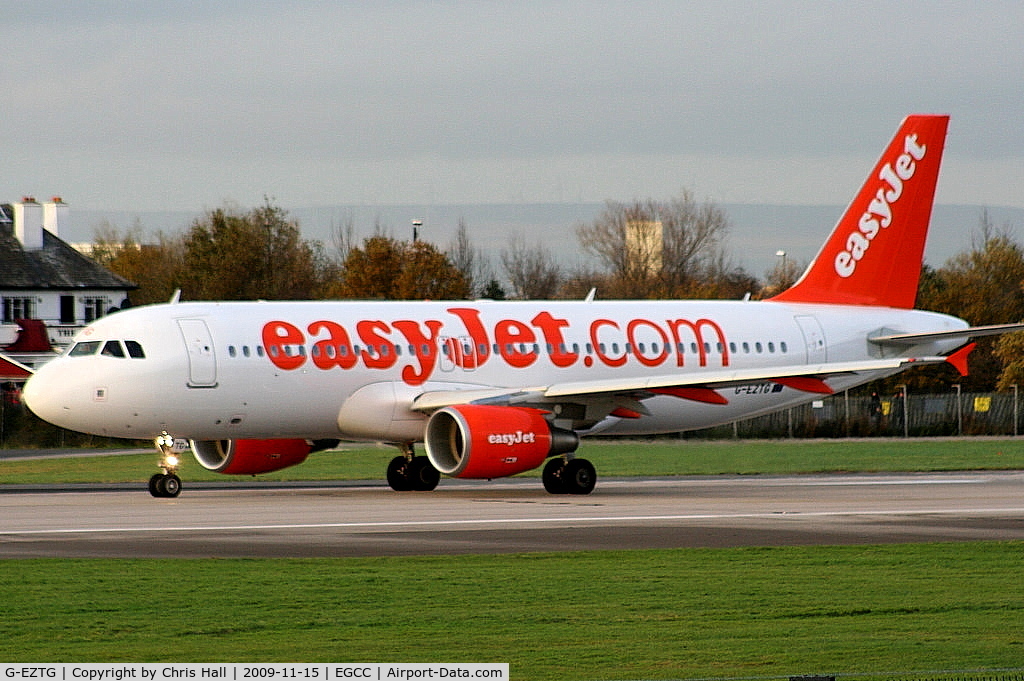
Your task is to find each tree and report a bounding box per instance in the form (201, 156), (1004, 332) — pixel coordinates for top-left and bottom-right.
(179, 199), (329, 300)
(500, 233), (563, 300)
(918, 211), (1024, 391)
(328, 235), (470, 300)
(480, 279), (507, 300)
(446, 217), (493, 298)
(91, 221), (186, 306)
(575, 189), (732, 298)
(994, 332), (1024, 390)
(758, 256), (805, 299)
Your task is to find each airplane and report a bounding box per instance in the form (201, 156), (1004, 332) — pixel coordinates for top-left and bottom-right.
(21, 114), (1019, 498)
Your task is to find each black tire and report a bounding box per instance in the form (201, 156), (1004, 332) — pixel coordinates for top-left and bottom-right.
(563, 458), (596, 495)
(542, 458), (568, 494)
(148, 473), (165, 497)
(409, 456), (441, 491)
(386, 455), (413, 491)
(162, 474), (182, 498)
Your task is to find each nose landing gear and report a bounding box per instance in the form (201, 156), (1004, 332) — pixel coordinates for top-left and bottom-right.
(149, 431), (183, 498)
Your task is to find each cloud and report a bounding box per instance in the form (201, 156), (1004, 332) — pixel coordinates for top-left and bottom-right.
(1, 1), (1023, 209)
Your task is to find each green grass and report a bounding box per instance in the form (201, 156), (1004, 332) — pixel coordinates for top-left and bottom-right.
(1, 543), (1023, 679)
(4, 441), (1024, 678)
(3, 438), (1024, 484)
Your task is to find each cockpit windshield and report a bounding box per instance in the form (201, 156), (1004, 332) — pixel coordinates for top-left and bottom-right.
(68, 341), (101, 356)
(68, 339), (146, 359)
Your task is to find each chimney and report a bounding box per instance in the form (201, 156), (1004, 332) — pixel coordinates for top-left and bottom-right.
(42, 196), (68, 239)
(13, 197), (44, 250)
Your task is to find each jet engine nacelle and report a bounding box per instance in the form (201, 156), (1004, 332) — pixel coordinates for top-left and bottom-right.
(424, 405), (579, 479)
(190, 438), (312, 475)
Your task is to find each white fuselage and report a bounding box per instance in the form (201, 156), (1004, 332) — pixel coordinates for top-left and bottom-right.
(23, 298), (967, 442)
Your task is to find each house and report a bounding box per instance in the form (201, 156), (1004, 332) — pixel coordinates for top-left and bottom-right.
(0, 197), (136, 372)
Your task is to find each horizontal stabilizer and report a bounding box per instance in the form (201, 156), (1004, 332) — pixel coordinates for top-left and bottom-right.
(869, 323), (1024, 346)
(0, 353), (34, 380)
(945, 342), (975, 377)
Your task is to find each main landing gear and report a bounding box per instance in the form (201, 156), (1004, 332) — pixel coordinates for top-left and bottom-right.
(149, 431), (182, 498)
(387, 444), (441, 492)
(542, 456), (597, 495)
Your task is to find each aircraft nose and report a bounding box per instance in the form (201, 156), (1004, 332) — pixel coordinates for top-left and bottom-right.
(22, 363), (66, 427)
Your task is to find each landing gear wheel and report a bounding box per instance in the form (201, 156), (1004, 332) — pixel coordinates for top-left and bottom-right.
(388, 455), (440, 491)
(161, 474), (182, 498)
(542, 458), (568, 494)
(408, 456), (440, 491)
(562, 458), (596, 495)
(149, 473), (182, 498)
(387, 456), (413, 491)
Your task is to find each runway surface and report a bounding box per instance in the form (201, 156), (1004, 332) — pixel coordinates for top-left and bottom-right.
(2, 472), (1024, 558)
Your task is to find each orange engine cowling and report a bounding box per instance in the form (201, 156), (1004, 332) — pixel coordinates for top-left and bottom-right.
(190, 438), (312, 475)
(424, 405), (579, 479)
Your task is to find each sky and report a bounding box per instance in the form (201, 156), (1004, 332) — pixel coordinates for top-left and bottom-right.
(3, 1), (1024, 219)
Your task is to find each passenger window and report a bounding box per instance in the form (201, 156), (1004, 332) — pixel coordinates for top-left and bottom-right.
(69, 341), (101, 356)
(124, 340), (145, 358)
(101, 340), (125, 358)
(229, 346), (237, 358)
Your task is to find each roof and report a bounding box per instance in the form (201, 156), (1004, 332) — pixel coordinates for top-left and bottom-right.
(0, 210), (136, 291)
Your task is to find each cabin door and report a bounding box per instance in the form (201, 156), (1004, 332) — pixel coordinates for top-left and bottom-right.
(177, 319), (218, 387)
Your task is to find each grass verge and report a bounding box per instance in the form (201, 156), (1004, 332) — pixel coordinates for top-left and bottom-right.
(3, 438), (1024, 484)
(1, 543), (1022, 680)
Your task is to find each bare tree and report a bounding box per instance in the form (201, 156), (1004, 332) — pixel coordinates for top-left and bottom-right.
(446, 217), (492, 298)
(330, 211), (357, 264)
(758, 256), (805, 299)
(500, 233), (563, 300)
(576, 189), (731, 298)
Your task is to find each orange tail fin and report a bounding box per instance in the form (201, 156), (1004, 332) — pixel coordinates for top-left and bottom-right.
(770, 115), (949, 309)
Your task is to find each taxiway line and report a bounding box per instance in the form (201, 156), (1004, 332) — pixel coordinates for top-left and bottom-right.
(6, 506), (1024, 536)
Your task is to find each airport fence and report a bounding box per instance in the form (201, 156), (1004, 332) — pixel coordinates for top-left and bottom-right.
(695, 389), (1024, 439)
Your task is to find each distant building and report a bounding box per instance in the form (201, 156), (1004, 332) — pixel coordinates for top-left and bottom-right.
(625, 220), (663, 276)
(0, 197), (136, 373)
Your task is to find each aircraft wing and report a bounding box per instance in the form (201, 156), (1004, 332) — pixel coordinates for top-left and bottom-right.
(412, 348), (970, 413)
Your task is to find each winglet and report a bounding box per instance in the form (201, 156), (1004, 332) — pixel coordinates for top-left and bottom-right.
(945, 342), (975, 377)
(770, 115), (949, 309)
